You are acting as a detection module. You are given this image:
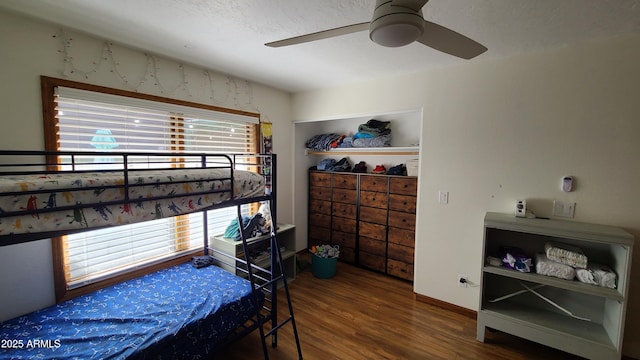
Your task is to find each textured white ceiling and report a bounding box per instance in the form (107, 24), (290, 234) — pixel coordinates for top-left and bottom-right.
(2, 0), (640, 92)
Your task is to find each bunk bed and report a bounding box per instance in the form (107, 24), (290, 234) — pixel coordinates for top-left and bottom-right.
(0, 150), (302, 360)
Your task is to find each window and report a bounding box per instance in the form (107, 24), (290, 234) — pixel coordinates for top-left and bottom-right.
(41, 77), (260, 301)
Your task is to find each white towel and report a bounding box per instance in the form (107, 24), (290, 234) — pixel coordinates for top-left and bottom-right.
(576, 263), (617, 289)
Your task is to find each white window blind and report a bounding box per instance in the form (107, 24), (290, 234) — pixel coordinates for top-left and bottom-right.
(55, 88), (258, 289)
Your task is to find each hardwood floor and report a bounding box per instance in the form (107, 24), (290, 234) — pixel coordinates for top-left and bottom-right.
(216, 258), (583, 360)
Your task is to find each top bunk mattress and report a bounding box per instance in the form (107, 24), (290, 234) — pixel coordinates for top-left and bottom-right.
(0, 168), (264, 238)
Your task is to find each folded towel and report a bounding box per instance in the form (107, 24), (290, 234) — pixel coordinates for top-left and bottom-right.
(535, 253), (576, 280)
(545, 241), (588, 269)
(576, 263), (617, 289)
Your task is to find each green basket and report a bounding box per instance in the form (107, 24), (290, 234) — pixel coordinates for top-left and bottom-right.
(311, 254), (337, 279)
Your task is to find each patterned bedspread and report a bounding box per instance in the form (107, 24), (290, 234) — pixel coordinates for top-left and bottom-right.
(0, 263), (263, 359)
(0, 168), (264, 237)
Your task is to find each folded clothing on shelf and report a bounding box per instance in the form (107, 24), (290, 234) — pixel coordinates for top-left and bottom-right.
(545, 241), (588, 269)
(305, 133), (343, 151)
(500, 246), (532, 272)
(576, 263), (617, 289)
(535, 253), (576, 280)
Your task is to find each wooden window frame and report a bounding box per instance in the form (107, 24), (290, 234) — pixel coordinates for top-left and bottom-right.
(40, 76), (261, 302)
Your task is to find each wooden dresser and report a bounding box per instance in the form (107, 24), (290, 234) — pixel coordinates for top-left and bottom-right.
(308, 170), (417, 281)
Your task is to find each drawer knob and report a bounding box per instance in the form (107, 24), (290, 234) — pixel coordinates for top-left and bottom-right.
(372, 197), (376, 201)
(403, 201), (407, 205)
(404, 184), (408, 188)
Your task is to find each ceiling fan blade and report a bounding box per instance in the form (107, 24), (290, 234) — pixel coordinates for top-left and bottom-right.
(265, 22), (370, 47)
(417, 20), (487, 59)
(390, 0), (429, 12)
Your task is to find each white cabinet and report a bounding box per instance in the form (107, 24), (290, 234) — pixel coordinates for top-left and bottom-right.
(210, 223), (297, 283)
(477, 212), (633, 360)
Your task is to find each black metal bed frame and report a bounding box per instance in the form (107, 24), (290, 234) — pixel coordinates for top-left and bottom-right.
(0, 150), (302, 359)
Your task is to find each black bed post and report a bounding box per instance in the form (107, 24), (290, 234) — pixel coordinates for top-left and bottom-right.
(203, 154), (209, 255)
(269, 153), (278, 348)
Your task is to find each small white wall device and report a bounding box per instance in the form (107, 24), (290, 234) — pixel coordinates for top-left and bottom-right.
(515, 200), (526, 217)
(562, 176), (574, 192)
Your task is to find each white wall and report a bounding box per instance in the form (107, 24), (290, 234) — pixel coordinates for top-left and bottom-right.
(291, 35), (640, 356)
(0, 10), (293, 321)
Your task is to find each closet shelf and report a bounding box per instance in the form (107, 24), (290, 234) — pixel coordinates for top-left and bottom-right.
(305, 146), (419, 156)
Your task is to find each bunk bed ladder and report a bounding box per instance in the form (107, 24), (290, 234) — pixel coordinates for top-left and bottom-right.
(236, 208), (303, 359)
(236, 155), (302, 360)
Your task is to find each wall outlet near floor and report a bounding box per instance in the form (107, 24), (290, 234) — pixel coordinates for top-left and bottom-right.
(458, 274), (468, 288)
(552, 200), (576, 218)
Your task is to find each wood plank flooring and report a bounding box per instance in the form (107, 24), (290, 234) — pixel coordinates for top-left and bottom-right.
(216, 258), (582, 360)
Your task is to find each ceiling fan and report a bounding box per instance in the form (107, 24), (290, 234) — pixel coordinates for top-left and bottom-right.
(265, 0), (487, 59)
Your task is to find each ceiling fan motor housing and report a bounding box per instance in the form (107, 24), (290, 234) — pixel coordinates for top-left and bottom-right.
(369, 1), (425, 47)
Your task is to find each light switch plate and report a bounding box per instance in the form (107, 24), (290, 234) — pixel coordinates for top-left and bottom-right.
(438, 191), (449, 204)
(552, 200), (575, 218)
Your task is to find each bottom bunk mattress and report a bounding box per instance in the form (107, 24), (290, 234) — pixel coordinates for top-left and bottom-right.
(0, 262), (263, 359)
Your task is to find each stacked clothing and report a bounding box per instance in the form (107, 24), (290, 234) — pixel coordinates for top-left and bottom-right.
(352, 119), (391, 148)
(355, 119), (391, 138)
(307, 119), (392, 150)
(305, 133), (343, 151)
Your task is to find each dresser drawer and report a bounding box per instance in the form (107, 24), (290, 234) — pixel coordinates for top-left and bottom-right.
(308, 226), (330, 247)
(332, 217), (356, 233)
(360, 175), (388, 192)
(388, 243), (414, 264)
(359, 221), (386, 241)
(339, 247), (355, 264)
(332, 202), (357, 219)
(359, 206), (387, 225)
(387, 259), (413, 281)
(359, 190), (388, 209)
(360, 236), (386, 256)
(388, 194), (416, 213)
(388, 227), (415, 247)
(360, 252), (386, 273)
(309, 213), (331, 229)
(332, 173), (357, 189)
(310, 171), (332, 187)
(309, 199), (331, 215)
(332, 230), (356, 249)
(332, 188), (356, 203)
(309, 186), (331, 201)
(389, 177), (417, 195)
(388, 211), (415, 231)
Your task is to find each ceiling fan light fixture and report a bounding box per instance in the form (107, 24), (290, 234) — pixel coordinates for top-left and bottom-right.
(370, 12), (424, 47)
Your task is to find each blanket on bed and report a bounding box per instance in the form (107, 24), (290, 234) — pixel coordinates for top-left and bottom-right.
(0, 263), (263, 359)
(0, 168), (264, 237)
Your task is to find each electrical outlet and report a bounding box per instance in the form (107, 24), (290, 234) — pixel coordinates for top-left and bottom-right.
(458, 274), (467, 288)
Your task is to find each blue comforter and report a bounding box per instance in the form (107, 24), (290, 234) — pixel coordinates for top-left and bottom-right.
(0, 263), (262, 359)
